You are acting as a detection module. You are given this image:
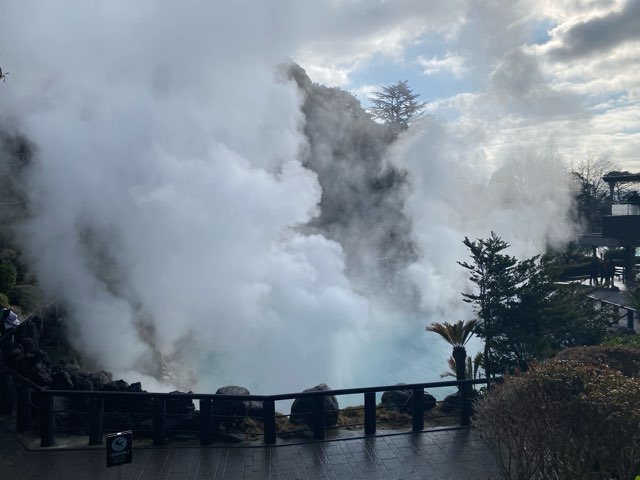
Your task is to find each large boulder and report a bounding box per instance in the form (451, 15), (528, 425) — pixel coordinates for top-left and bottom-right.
(17, 336), (38, 355)
(102, 379), (129, 412)
(167, 391), (195, 414)
(441, 393), (461, 413)
(70, 370), (94, 391)
(51, 370), (73, 390)
(125, 382), (152, 413)
(89, 370), (112, 391)
(381, 384), (436, 413)
(290, 383), (339, 428)
(212, 386), (251, 417)
(30, 362), (52, 387)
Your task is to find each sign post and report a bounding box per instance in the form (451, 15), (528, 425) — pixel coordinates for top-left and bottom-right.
(106, 430), (133, 478)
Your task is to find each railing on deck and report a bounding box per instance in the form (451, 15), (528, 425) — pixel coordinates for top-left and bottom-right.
(1, 316), (496, 447)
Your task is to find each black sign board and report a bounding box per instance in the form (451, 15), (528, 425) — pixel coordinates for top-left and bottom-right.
(106, 430), (133, 468)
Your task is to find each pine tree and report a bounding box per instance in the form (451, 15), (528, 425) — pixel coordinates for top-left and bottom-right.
(368, 80), (426, 130)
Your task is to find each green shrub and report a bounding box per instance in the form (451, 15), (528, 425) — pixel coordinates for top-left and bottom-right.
(0, 292), (9, 308)
(0, 262), (17, 295)
(10, 285), (43, 313)
(602, 335), (640, 350)
(555, 345), (640, 377)
(474, 355), (640, 480)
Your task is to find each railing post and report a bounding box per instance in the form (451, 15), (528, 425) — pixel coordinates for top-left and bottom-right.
(313, 395), (325, 440)
(0, 332), (14, 354)
(40, 393), (55, 447)
(89, 397), (104, 445)
(153, 397), (166, 446)
(16, 383), (31, 433)
(460, 381), (472, 427)
(0, 370), (14, 415)
(364, 392), (376, 435)
(263, 399), (276, 445)
(411, 388), (424, 431)
(627, 310), (635, 330)
(199, 398), (212, 446)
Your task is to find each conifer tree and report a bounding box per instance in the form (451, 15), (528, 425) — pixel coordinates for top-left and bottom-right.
(368, 80), (426, 130)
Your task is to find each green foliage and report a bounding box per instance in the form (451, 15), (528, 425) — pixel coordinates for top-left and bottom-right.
(474, 355), (640, 480)
(459, 233), (608, 376)
(603, 334), (640, 349)
(555, 345), (640, 377)
(458, 232), (539, 376)
(10, 285), (44, 313)
(426, 319), (477, 347)
(0, 292), (9, 308)
(0, 261), (17, 295)
(368, 80), (426, 130)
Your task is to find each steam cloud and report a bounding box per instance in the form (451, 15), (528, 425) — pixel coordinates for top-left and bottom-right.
(0, 2), (575, 395)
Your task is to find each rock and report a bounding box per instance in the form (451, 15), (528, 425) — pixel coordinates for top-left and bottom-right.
(102, 379), (129, 391)
(70, 371), (94, 391)
(167, 391), (195, 414)
(26, 349), (50, 370)
(441, 393), (461, 413)
(248, 401), (264, 417)
(125, 382), (152, 413)
(290, 383), (339, 428)
(408, 391), (437, 411)
(51, 370), (73, 390)
(17, 337), (38, 354)
(212, 386), (251, 417)
(381, 385), (437, 413)
(30, 362), (52, 386)
(90, 371), (111, 391)
(102, 379), (130, 412)
(381, 385), (411, 412)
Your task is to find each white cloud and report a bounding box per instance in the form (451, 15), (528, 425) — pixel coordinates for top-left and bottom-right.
(418, 54), (467, 77)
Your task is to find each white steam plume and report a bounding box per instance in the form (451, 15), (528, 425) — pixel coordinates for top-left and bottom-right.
(0, 1), (576, 396)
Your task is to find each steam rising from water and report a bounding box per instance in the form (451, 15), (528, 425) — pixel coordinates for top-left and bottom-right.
(1, 2), (575, 394)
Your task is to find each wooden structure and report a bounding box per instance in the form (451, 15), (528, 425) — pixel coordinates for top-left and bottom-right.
(578, 171), (640, 286)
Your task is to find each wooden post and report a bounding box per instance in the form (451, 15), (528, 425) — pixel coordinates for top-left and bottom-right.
(628, 310), (635, 330)
(460, 383), (471, 427)
(40, 393), (55, 447)
(312, 396), (325, 440)
(263, 400), (276, 445)
(411, 388), (424, 431)
(199, 398), (212, 446)
(16, 383), (31, 433)
(364, 392), (376, 435)
(0, 371), (14, 415)
(89, 397), (104, 445)
(152, 398), (166, 446)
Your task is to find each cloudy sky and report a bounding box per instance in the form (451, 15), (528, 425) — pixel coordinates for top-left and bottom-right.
(295, 0), (640, 171)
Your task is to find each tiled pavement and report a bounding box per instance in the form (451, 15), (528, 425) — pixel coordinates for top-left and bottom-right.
(0, 424), (501, 479)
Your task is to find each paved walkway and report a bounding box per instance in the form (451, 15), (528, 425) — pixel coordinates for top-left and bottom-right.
(0, 423), (500, 479)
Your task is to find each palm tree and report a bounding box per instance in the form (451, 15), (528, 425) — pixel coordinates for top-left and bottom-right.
(439, 352), (483, 381)
(426, 320), (478, 381)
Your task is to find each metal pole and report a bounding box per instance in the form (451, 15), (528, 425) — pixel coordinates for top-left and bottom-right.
(263, 400), (276, 445)
(364, 392), (376, 435)
(312, 396), (325, 440)
(411, 388), (424, 431)
(152, 398), (166, 446)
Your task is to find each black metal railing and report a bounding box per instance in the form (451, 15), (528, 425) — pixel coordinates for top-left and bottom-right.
(1, 309), (497, 447)
(0, 358), (492, 448)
